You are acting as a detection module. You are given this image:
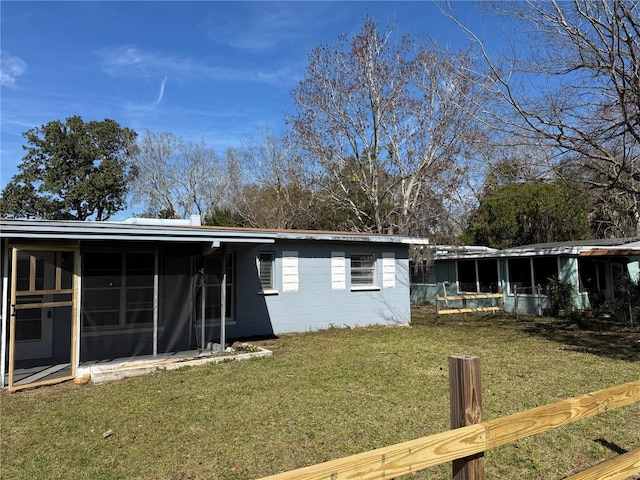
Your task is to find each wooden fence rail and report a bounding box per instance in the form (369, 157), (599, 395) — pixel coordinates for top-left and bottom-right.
(258, 365), (640, 480)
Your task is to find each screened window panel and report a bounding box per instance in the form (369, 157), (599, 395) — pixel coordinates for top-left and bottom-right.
(533, 257), (558, 289)
(203, 253), (234, 320)
(477, 259), (499, 293)
(509, 258), (532, 292)
(82, 250), (155, 328)
(457, 260), (477, 292)
(578, 258), (598, 292)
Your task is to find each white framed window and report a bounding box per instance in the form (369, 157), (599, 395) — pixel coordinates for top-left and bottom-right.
(258, 252), (275, 291)
(351, 253), (378, 290)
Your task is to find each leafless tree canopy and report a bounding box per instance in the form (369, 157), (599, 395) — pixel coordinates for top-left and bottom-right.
(130, 131), (229, 219)
(288, 19), (492, 237)
(226, 129), (322, 230)
(444, 0), (640, 234)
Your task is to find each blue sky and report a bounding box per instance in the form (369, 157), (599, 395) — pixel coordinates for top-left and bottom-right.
(1, 1), (505, 203)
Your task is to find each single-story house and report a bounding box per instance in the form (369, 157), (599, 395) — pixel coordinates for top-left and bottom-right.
(1, 217), (427, 391)
(411, 238), (640, 316)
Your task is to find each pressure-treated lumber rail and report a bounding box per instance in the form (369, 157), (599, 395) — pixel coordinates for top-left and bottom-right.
(257, 379), (640, 480)
(562, 448), (640, 480)
(436, 293), (503, 315)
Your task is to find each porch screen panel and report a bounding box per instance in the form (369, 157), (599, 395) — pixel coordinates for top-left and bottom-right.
(508, 258), (532, 293)
(158, 253), (192, 354)
(477, 259), (499, 293)
(533, 257), (558, 290)
(457, 260), (477, 293)
(81, 250), (154, 362)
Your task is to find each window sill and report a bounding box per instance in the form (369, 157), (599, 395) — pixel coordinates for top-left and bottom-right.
(350, 285), (381, 292)
(258, 289), (279, 296)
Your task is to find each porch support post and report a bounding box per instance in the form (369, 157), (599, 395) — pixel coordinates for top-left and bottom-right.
(220, 245), (227, 350)
(0, 241), (8, 388)
(201, 267), (206, 351)
(153, 246), (159, 357)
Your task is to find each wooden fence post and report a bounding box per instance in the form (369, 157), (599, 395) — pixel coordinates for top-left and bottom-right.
(449, 355), (484, 480)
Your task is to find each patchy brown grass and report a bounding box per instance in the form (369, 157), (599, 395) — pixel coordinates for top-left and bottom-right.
(2, 308), (639, 479)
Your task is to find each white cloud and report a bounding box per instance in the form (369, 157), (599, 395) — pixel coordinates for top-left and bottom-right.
(98, 46), (298, 86)
(0, 50), (27, 87)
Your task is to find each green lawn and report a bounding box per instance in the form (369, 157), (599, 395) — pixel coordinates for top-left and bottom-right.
(2, 310), (639, 480)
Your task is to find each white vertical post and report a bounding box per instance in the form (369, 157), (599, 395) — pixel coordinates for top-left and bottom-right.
(0, 241), (8, 388)
(153, 246), (159, 357)
(220, 246), (226, 350)
(201, 268), (206, 351)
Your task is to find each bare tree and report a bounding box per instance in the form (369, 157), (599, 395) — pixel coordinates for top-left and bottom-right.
(130, 131), (229, 219)
(443, 0), (640, 234)
(288, 19), (491, 236)
(227, 129), (324, 230)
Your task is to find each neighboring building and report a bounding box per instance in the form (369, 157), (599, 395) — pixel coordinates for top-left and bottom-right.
(1, 217), (426, 391)
(411, 238), (640, 315)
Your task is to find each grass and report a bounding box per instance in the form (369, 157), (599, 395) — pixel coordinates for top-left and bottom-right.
(1, 309), (639, 480)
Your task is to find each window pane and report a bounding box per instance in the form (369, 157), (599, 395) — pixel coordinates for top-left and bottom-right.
(16, 251), (30, 291)
(59, 251), (74, 289)
(126, 309), (153, 325)
(457, 260), (477, 292)
(83, 311), (120, 328)
(83, 252), (122, 288)
(126, 253), (154, 287)
(509, 258), (532, 292)
(126, 287), (153, 311)
(578, 258), (597, 292)
(15, 308), (42, 341)
(259, 253), (274, 289)
(34, 256), (46, 290)
(351, 254), (375, 286)
(477, 259), (499, 293)
(410, 261), (436, 284)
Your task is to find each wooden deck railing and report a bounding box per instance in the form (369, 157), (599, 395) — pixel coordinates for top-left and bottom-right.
(436, 292), (504, 315)
(258, 358), (640, 480)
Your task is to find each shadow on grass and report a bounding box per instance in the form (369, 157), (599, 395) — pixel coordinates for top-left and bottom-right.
(522, 322), (640, 362)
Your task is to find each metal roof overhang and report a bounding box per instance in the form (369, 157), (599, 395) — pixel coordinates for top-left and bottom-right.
(1, 219), (422, 246)
(580, 249), (640, 256)
(0, 220), (276, 245)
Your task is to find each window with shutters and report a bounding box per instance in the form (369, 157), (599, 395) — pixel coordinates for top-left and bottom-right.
(350, 253), (378, 290)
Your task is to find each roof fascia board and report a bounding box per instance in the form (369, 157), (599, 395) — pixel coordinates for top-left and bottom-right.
(0, 220), (421, 245)
(0, 232), (276, 244)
